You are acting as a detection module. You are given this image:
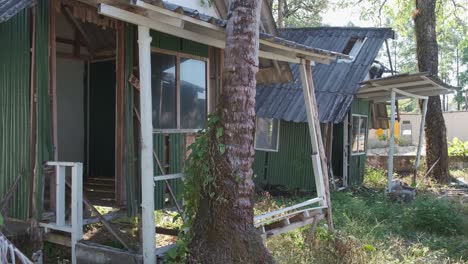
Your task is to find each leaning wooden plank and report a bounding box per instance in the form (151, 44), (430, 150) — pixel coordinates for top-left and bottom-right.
(305, 60), (334, 232)
(261, 215), (320, 239)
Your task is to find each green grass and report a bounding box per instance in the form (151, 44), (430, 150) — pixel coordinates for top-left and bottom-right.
(262, 168), (468, 264)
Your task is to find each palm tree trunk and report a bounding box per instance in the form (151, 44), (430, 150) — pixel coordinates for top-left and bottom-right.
(188, 0), (274, 263)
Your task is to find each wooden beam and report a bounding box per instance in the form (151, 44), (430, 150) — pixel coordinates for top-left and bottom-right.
(62, 6), (95, 56)
(392, 88), (429, 100)
(49, 0), (58, 215)
(29, 7), (37, 218)
(304, 59), (334, 232)
(358, 80), (433, 94)
(115, 22), (125, 206)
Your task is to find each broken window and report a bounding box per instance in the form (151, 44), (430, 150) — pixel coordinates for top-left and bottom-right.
(255, 118), (280, 152)
(342, 37), (366, 58)
(351, 115), (368, 155)
(151, 51), (207, 130)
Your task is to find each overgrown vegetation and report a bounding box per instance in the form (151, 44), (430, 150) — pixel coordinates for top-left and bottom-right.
(448, 138), (468, 157)
(166, 115), (226, 263)
(261, 168), (468, 263)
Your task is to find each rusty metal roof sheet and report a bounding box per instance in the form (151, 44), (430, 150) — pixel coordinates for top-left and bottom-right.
(256, 27), (394, 123)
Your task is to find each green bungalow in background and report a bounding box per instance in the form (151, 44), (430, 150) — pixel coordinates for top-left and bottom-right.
(253, 27), (395, 192)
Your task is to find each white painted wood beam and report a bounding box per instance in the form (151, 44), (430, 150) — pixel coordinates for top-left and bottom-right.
(359, 80), (433, 93)
(387, 91), (396, 192)
(299, 59), (326, 207)
(138, 25), (156, 264)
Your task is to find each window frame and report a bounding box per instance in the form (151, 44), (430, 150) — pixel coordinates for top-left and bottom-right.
(351, 114), (368, 156)
(338, 37), (367, 63)
(254, 118), (280, 152)
(151, 47), (210, 133)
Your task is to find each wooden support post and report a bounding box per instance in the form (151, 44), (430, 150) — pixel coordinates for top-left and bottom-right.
(137, 26), (156, 264)
(413, 98), (428, 184)
(388, 90), (396, 192)
(71, 163), (83, 264)
(299, 59), (334, 232)
(343, 114), (349, 187)
(55, 166), (66, 227)
(298, 61), (325, 203)
(304, 60), (334, 232)
(115, 22), (126, 206)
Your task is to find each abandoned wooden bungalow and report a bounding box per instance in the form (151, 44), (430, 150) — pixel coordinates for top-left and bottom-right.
(0, 0), (349, 263)
(253, 27), (395, 191)
(252, 27), (455, 193)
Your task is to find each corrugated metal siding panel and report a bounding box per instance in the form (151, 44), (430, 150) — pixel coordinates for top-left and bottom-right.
(0, 9), (30, 219)
(348, 99), (370, 186)
(253, 122), (316, 192)
(35, 0), (53, 219)
(153, 134), (185, 210)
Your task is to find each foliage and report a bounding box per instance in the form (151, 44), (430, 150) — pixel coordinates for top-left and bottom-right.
(402, 194), (466, 236)
(272, 0), (329, 27)
(265, 188), (468, 263)
(448, 137), (468, 156)
(165, 115), (226, 263)
(363, 167), (387, 188)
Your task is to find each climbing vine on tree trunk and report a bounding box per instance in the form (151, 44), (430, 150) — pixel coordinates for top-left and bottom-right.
(413, 0), (449, 183)
(167, 0), (274, 263)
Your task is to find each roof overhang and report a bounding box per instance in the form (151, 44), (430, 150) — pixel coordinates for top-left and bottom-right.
(97, 1), (348, 64)
(357, 72), (455, 102)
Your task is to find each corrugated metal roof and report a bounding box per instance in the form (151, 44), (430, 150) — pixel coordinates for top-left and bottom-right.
(256, 27), (394, 123)
(0, 0), (34, 23)
(138, 0), (349, 60)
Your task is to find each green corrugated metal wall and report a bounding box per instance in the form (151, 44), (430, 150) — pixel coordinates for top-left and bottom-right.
(35, 0), (53, 219)
(0, 9), (31, 219)
(254, 99), (371, 191)
(348, 99), (370, 186)
(253, 122), (317, 192)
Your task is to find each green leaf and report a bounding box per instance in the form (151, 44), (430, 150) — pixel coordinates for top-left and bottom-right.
(216, 127), (223, 138)
(219, 144), (226, 154)
(363, 244), (376, 252)
(167, 247), (178, 259)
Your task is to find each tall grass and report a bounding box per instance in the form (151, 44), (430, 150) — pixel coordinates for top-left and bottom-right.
(261, 168), (468, 263)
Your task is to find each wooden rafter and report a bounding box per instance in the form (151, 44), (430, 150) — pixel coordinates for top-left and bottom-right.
(62, 5), (95, 57)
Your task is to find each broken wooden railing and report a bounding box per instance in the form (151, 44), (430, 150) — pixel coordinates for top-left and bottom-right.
(0, 232), (33, 264)
(254, 197), (325, 239)
(40, 162), (83, 264)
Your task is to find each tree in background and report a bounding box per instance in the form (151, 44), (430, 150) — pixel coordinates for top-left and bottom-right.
(274, 0), (328, 28)
(413, 0), (449, 183)
(185, 0), (274, 263)
(455, 34), (468, 110)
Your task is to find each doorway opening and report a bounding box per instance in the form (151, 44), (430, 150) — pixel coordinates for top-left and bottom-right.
(54, 6), (118, 207)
